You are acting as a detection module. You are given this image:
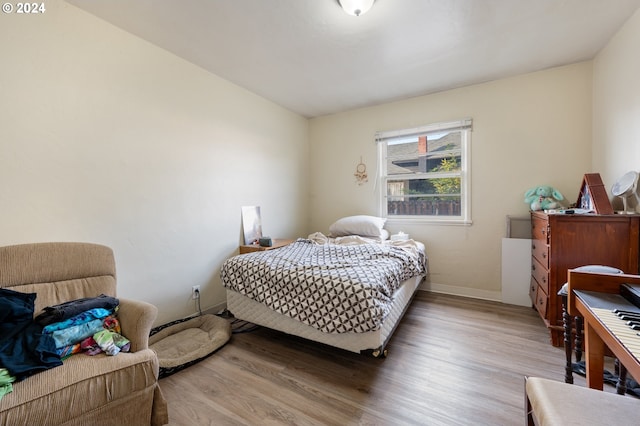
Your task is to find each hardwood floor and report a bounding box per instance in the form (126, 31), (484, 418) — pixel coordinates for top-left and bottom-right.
(158, 291), (603, 425)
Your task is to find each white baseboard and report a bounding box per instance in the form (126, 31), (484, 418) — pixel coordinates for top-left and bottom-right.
(419, 281), (502, 303)
(187, 301), (228, 318)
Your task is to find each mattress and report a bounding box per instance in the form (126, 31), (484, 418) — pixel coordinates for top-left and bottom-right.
(226, 273), (424, 355)
(222, 237), (426, 334)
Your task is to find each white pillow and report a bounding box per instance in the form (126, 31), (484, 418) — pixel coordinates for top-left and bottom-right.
(329, 215), (387, 238)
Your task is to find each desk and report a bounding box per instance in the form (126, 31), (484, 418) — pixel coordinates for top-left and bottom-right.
(572, 290), (639, 390)
(566, 270), (640, 391)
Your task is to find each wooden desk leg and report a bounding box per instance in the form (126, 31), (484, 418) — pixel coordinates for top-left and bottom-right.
(562, 296), (574, 384)
(585, 321), (605, 390)
(617, 364), (628, 395)
(575, 316), (583, 363)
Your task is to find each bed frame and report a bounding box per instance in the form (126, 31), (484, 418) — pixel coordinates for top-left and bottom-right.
(226, 273), (425, 358)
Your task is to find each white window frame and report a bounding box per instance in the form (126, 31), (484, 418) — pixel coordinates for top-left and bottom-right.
(377, 118), (472, 225)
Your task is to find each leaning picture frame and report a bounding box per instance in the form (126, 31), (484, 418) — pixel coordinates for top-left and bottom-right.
(575, 173), (614, 215)
(241, 206), (262, 245)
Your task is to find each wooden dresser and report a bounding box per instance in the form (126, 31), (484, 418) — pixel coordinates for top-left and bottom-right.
(529, 211), (640, 346)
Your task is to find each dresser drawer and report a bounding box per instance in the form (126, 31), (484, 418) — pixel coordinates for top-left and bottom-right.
(529, 278), (538, 305)
(531, 240), (549, 268)
(531, 257), (549, 295)
(531, 216), (549, 242)
(533, 284), (548, 318)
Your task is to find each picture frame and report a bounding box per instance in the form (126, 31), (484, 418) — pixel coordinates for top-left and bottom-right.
(241, 206), (263, 245)
(575, 173), (614, 214)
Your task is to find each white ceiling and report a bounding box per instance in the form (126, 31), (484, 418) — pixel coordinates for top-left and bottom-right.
(67, 0), (640, 118)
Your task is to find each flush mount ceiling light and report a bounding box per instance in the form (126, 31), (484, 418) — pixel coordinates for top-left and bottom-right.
(338, 0), (375, 17)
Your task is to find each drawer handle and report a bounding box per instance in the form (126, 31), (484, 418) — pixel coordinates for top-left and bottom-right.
(532, 243), (536, 250)
(532, 264), (536, 271)
(542, 253), (547, 259)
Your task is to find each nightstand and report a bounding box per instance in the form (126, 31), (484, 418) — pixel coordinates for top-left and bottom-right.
(239, 239), (294, 254)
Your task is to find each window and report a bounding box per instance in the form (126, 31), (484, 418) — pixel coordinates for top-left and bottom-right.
(377, 118), (472, 224)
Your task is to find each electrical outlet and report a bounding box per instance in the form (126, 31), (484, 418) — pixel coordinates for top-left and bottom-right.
(191, 285), (201, 299)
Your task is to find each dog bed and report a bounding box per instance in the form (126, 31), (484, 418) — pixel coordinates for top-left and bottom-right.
(149, 314), (231, 378)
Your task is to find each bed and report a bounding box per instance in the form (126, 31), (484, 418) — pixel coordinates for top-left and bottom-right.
(221, 216), (427, 357)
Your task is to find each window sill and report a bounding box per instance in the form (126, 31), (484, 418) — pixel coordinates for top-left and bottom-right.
(385, 217), (473, 226)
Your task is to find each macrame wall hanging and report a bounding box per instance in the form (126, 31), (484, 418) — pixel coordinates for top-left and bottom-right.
(354, 157), (368, 185)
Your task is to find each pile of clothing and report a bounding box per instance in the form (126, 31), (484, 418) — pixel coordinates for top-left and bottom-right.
(0, 288), (130, 401)
(0, 368), (15, 401)
(37, 294), (130, 359)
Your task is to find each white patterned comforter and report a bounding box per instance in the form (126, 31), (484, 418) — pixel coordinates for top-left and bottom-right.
(220, 235), (427, 333)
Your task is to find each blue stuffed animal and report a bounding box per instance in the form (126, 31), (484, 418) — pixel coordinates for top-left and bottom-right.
(524, 185), (564, 211)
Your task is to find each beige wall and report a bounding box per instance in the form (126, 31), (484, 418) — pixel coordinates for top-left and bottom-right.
(309, 63), (593, 300)
(3, 0), (633, 319)
(593, 8), (640, 208)
(0, 1), (309, 325)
